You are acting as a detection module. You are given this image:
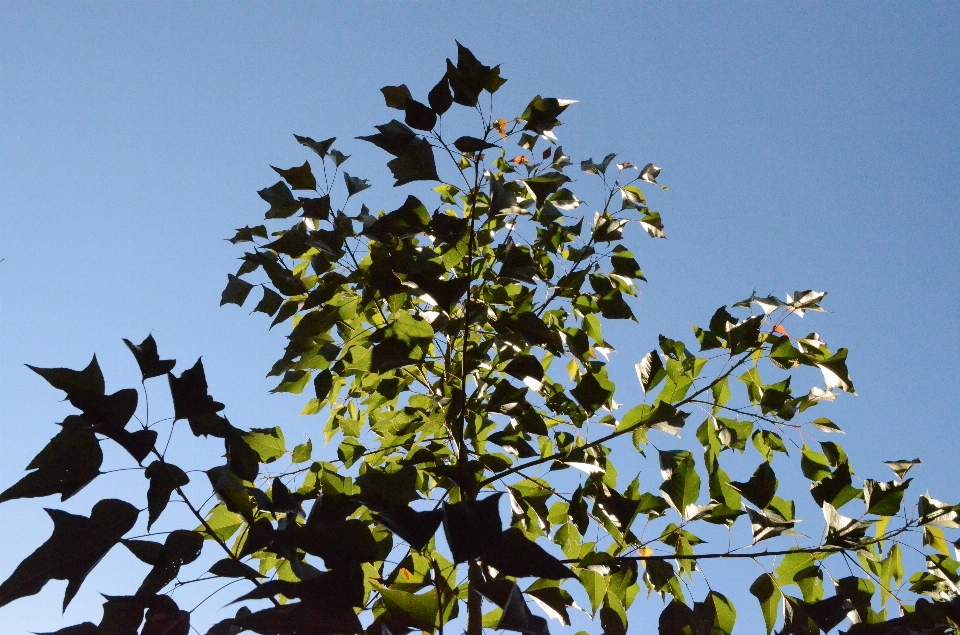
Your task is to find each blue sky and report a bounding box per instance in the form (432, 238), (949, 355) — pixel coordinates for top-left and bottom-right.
(1, 3), (958, 634)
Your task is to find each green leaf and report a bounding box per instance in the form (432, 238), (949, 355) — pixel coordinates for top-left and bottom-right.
(272, 161), (317, 191)
(570, 367), (615, 415)
(220, 274), (254, 307)
(122, 334), (176, 380)
(749, 573), (779, 635)
(197, 503), (243, 542)
(258, 181), (302, 219)
(377, 586), (439, 632)
(635, 350), (665, 394)
(659, 450), (701, 519)
(884, 458), (920, 480)
(0, 499), (138, 610)
(244, 427), (286, 463)
(144, 461), (190, 530)
(864, 479), (911, 516)
(294, 134), (335, 159)
(918, 494), (960, 528)
(823, 503), (871, 547)
(816, 348), (855, 393)
(695, 591), (736, 635)
(271, 369), (311, 394)
(292, 438), (313, 463)
(578, 569), (607, 614)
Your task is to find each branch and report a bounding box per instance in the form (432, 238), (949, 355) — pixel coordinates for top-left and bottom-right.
(568, 546), (842, 563)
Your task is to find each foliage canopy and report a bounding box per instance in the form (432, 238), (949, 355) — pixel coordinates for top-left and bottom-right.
(3, 44), (959, 635)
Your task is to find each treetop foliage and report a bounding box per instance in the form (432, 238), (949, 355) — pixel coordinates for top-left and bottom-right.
(3, 43), (958, 635)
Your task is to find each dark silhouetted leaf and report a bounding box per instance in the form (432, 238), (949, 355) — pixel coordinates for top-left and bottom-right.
(328, 149), (349, 166)
(137, 530), (203, 596)
(428, 75), (453, 115)
(258, 181), (302, 219)
(272, 161), (317, 191)
(141, 596), (189, 635)
(362, 195), (431, 242)
(168, 359), (225, 421)
(521, 95), (575, 134)
(36, 623), (99, 635)
(442, 493), (503, 563)
(430, 211), (468, 245)
(380, 84), (412, 110)
(404, 99), (436, 131)
(220, 274), (254, 307)
(659, 600), (694, 635)
(498, 584), (549, 635)
(344, 172), (371, 197)
(453, 136), (497, 153)
(730, 462), (778, 510)
(387, 138), (440, 186)
(480, 528), (573, 580)
(300, 194), (331, 221)
(144, 461), (190, 530)
(0, 499), (138, 610)
(294, 135), (335, 159)
(27, 355), (105, 398)
(0, 416), (101, 504)
(571, 368), (614, 415)
(253, 287), (283, 316)
(209, 558), (260, 579)
(123, 335), (176, 380)
(369, 503), (442, 551)
(357, 120), (417, 157)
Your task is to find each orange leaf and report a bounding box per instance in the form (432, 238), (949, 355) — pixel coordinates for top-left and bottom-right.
(401, 568), (410, 580)
(773, 324), (790, 337)
(511, 156), (529, 165)
(494, 119), (508, 140)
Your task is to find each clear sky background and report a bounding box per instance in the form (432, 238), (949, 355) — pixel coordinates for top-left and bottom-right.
(1, 3), (958, 634)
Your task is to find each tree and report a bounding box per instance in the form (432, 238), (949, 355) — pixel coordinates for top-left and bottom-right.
(2, 44), (958, 635)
